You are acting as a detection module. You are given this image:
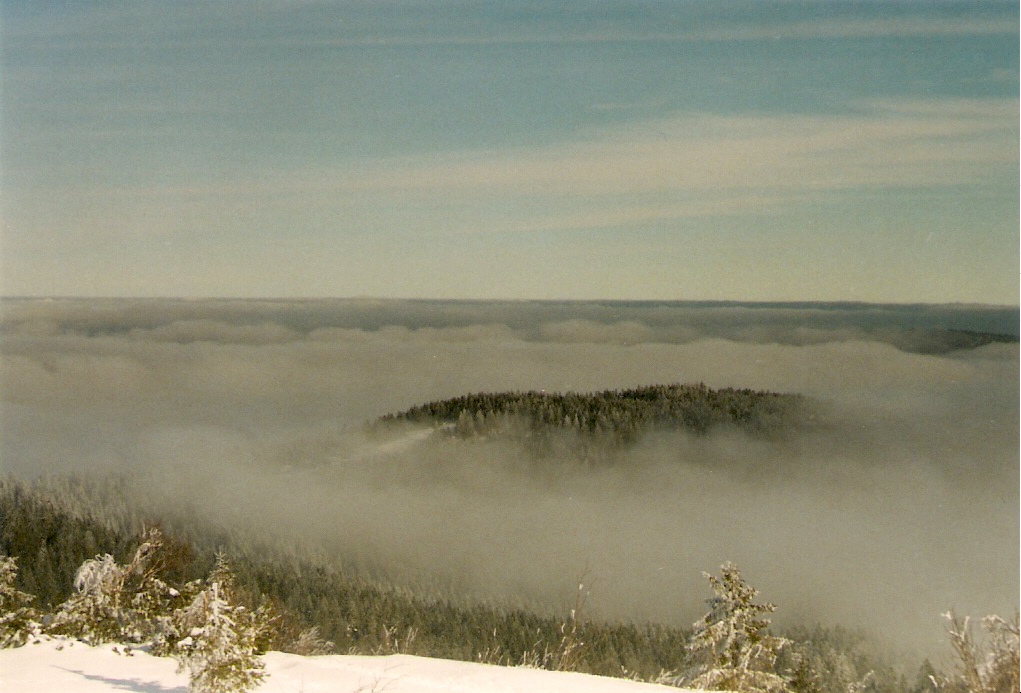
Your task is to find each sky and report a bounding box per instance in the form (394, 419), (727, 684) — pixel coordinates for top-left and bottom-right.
(1, 1), (1018, 302)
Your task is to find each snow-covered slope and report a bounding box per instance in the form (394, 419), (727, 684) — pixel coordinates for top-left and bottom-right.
(0, 638), (694, 692)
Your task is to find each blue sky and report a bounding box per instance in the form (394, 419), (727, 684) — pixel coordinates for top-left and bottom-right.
(1, 1), (1017, 302)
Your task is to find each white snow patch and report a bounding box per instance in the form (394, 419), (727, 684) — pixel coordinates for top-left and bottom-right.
(0, 638), (698, 692)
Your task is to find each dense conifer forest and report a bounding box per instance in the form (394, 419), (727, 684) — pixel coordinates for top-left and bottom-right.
(3, 472), (978, 692)
(0, 475), (697, 678)
(376, 383), (806, 457)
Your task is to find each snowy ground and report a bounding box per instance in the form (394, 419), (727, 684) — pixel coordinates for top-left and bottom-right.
(0, 638), (694, 692)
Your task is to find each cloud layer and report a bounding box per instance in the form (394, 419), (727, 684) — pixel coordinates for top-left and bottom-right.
(1, 299), (1017, 658)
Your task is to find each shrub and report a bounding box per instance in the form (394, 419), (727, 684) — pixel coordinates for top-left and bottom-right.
(938, 611), (1019, 693)
(289, 625), (335, 656)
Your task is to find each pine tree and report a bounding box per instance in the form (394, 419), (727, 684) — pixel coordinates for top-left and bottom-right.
(679, 562), (790, 693)
(173, 555), (266, 693)
(0, 554), (39, 648)
(910, 659), (941, 693)
(49, 528), (180, 645)
(49, 552), (126, 644)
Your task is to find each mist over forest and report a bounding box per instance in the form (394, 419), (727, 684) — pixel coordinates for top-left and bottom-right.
(1, 298), (1017, 661)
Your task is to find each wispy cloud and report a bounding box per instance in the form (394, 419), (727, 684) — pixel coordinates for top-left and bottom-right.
(28, 97), (1013, 241)
(199, 18), (1017, 53)
(268, 97), (1015, 233)
(3, 2), (1015, 301)
(699, 15), (1016, 42)
(17, 3), (1006, 51)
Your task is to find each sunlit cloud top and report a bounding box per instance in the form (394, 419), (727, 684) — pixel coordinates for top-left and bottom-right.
(1, 1), (1017, 302)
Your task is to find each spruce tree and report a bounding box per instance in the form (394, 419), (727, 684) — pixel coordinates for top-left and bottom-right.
(49, 528), (181, 645)
(0, 554), (38, 648)
(173, 555), (266, 693)
(680, 562), (790, 693)
(48, 553), (127, 644)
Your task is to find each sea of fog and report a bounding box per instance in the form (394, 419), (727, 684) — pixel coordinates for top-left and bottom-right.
(1, 298), (1017, 657)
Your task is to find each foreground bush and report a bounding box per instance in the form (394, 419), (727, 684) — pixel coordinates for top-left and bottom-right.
(938, 611), (1019, 693)
(44, 531), (267, 693)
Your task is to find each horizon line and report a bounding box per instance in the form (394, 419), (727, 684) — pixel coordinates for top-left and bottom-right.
(1, 295), (1018, 310)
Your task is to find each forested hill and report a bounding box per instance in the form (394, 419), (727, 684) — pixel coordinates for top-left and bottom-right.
(376, 383), (806, 443)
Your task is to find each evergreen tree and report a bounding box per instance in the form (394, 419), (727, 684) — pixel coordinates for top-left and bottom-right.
(0, 554), (38, 648)
(173, 555), (266, 693)
(48, 552), (127, 644)
(49, 528), (181, 645)
(910, 659), (941, 693)
(679, 562), (790, 693)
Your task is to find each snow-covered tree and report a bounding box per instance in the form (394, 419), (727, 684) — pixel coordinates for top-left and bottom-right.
(172, 554), (266, 693)
(939, 611), (1019, 693)
(49, 528), (180, 645)
(49, 552), (126, 644)
(0, 554), (39, 648)
(290, 626), (335, 656)
(678, 562), (790, 693)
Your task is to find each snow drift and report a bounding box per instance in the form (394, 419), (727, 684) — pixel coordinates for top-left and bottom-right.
(0, 638), (692, 693)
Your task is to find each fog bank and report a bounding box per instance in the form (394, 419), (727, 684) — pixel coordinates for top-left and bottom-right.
(1, 299), (1017, 656)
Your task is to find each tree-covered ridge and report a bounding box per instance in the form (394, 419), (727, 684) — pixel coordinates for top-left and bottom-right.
(378, 383), (805, 442)
(881, 328), (1017, 355)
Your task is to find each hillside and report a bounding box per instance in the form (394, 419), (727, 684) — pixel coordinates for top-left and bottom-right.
(0, 471), (907, 693)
